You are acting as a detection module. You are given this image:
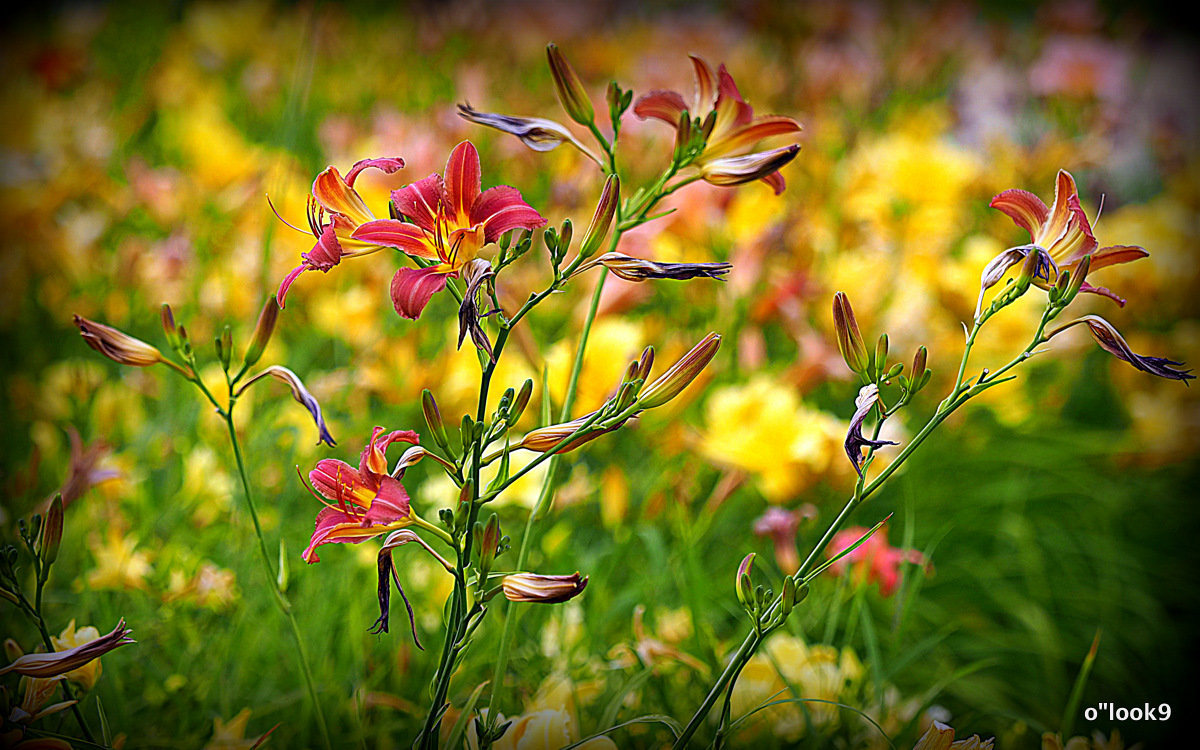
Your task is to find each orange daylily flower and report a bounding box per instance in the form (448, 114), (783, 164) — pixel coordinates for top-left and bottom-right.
(301, 427), (422, 563)
(989, 169), (1149, 305)
(351, 141), (547, 319)
(633, 55), (802, 194)
(275, 157), (406, 307)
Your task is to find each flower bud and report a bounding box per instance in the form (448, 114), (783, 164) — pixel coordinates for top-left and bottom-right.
(911, 346), (928, 383)
(780, 576), (797, 617)
(75, 315), (165, 367)
(581, 252), (731, 282)
(637, 332), (721, 409)
(579, 174), (620, 259)
(698, 145), (799, 192)
(0, 619), (134, 679)
(422, 389), (451, 453)
(673, 110), (695, 165)
(41, 494), (63, 566)
(478, 513), (501, 576)
(509, 379), (534, 426)
(873, 333), (889, 380)
(832, 292), (869, 376)
(243, 297), (279, 369)
(502, 572), (588, 603)
(735, 553), (756, 610)
(161, 303), (181, 351)
(558, 219), (574, 258)
(1062, 254), (1090, 306)
(216, 325), (233, 371)
(456, 104), (603, 166)
(546, 43), (594, 126)
(518, 413), (621, 454)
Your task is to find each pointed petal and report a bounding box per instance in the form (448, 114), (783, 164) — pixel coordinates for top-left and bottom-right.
(473, 185), (547, 242)
(361, 427), (420, 478)
(704, 115), (803, 159)
(989, 188), (1049, 239)
(1088, 244), (1148, 271)
(302, 507), (371, 563)
(242, 366), (337, 446)
(312, 167), (373, 226)
(444, 141), (482, 226)
(390, 266), (448, 320)
(352, 219), (438, 258)
(712, 65), (754, 135)
(1047, 193), (1098, 261)
(391, 174), (445, 233)
(304, 223), (343, 269)
(344, 157), (405, 187)
(689, 55), (718, 111)
(1041, 169), (1080, 247)
(633, 89), (688, 126)
(276, 265), (307, 308)
(1078, 281), (1127, 306)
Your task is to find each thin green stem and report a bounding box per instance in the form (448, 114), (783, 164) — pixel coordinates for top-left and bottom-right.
(222, 407), (333, 750)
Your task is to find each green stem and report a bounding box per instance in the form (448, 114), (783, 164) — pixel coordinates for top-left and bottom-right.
(222, 409), (333, 750)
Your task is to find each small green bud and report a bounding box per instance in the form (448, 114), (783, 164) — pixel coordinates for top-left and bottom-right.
(736, 553), (756, 611)
(422, 390), (451, 453)
(780, 576), (796, 617)
(41, 495), (63, 566)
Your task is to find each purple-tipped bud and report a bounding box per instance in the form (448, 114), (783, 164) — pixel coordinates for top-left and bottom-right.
(833, 292), (869, 376)
(637, 332), (721, 409)
(161, 303), (181, 350)
(698, 145), (800, 193)
(243, 297), (279, 369)
(736, 553), (756, 609)
(421, 389), (450, 452)
(579, 174), (620, 259)
(0, 619), (134, 679)
(502, 572), (588, 603)
(1062, 254), (1090, 305)
(478, 513), (501, 575)
(547, 43), (594, 126)
(75, 315), (165, 368)
(510, 379), (534, 425)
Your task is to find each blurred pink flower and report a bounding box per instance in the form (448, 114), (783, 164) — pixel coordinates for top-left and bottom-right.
(1030, 36), (1130, 102)
(753, 505), (817, 574)
(826, 526), (926, 597)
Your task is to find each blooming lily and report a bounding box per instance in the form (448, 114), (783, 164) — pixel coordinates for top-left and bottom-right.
(275, 156), (406, 307)
(351, 141), (547, 319)
(302, 426), (431, 563)
(633, 55), (802, 194)
(989, 169), (1149, 305)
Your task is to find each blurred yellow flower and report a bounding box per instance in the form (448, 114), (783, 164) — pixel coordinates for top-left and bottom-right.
(85, 529), (152, 591)
(546, 318), (646, 414)
(730, 633), (864, 740)
(50, 620), (103, 691)
(699, 377), (846, 501)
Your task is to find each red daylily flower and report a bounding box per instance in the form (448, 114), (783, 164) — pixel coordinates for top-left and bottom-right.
(275, 157), (407, 307)
(826, 526), (926, 597)
(351, 141), (547, 319)
(633, 55), (802, 194)
(302, 426), (421, 563)
(989, 169), (1149, 305)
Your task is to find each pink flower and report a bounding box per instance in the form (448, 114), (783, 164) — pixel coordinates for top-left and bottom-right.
(301, 427), (421, 563)
(275, 157), (407, 307)
(989, 169), (1148, 305)
(826, 526), (926, 597)
(633, 56), (802, 194)
(351, 141), (547, 319)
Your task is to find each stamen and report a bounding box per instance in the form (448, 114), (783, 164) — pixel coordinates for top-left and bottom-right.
(266, 195), (313, 236)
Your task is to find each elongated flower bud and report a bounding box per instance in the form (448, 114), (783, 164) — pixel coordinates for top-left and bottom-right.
(217, 325), (233, 371)
(161, 303), (181, 351)
(42, 494), (63, 566)
(0, 619), (134, 678)
(502, 572), (588, 603)
(478, 513), (501, 576)
(832, 292), (869, 376)
(1062, 254), (1090, 306)
(1048, 315), (1194, 381)
(421, 389), (450, 452)
(75, 315), (165, 367)
(699, 145), (800, 194)
(547, 43), (594, 126)
(873, 333), (889, 380)
(236, 366), (336, 446)
(780, 576), (796, 617)
(509, 379), (534, 425)
(579, 174), (619, 259)
(637, 333), (721, 409)
(581, 252), (731, 282)
(456, 104), (603, 167)
(243, 297), (279, 368)
(518, 413), (623, 454)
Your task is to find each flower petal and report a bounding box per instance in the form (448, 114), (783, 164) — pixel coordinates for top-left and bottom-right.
(344, 156), (405, 187)
(361, 426), (420, 478)
(1088, 244), (1148, 271)
(309, 459), (374, 508)
(704, 115), (803, 160)
(312, 167), (373, 226)
(276, 265), (307, 308)
(989, 188), (1049, 239)
(390, 266), (449, 320)
(689, 55), (718, 111)
(352, 219), (438, 258)
(391, 174), (445, 234)
(759, 169), (786, 195)
(365, 477), (412, 524)
(444, 141), (482, 226)
(473, 185), (547, 242)
(632, 89), (689, 126)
